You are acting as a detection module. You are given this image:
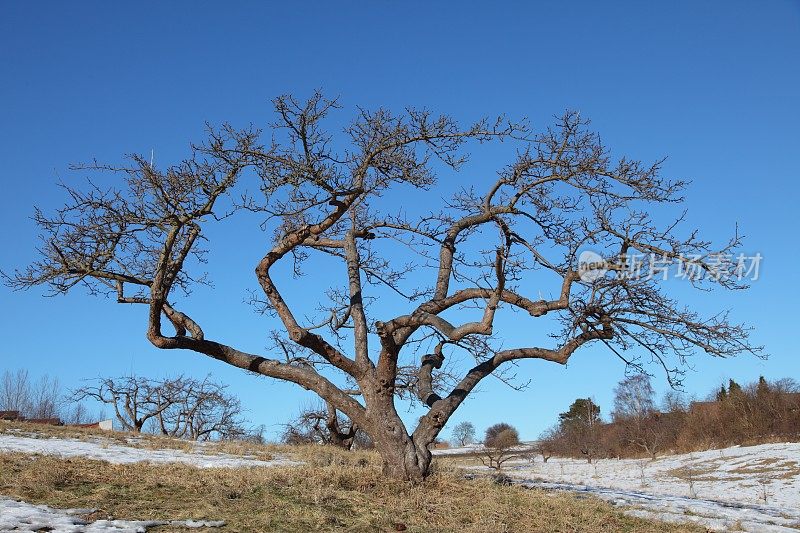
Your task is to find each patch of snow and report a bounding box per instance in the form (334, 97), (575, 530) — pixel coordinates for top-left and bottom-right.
(430, 443), (485, 456)
(432, 442), (537, 456)
(517, 480), (800, 532)
(0, 434), (298, 469)
(462, 442), (800, 532)
(0, 497), (225, 532)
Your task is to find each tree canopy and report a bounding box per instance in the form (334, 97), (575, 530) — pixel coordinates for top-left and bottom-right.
(5, 93), (762, 480)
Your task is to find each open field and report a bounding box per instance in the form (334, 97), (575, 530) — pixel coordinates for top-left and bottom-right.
(435, 443), (800, 532)
(0, 422), (703, 532)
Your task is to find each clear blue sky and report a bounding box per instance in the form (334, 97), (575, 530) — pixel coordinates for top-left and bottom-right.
(1, 1), (798, 441)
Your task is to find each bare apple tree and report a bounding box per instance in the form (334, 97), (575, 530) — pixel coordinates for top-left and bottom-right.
(72, 375), (185, 433)
(73, 374), (245, 439)
(155, 376), (246, 441)
(480, 423), (523, 472)
(5, 93), (761, 481)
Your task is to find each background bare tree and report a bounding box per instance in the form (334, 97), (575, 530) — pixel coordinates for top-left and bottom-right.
(612, 374), (655, 421)
(480, 422), (522, 471)
(451, 421), (476, 447)
(537, 426), (558, 462)
(156, 376), (246, 441)
(73, 375), (182, 433)
(281, 400), (360, 449)
(0, 370), (61, 419)
(74, 374), (246, 439)
(6, 93), (761, 480)
(612, 374), (664, 458)
(0, 370), (37, 416)
(0, 369), (99, 423)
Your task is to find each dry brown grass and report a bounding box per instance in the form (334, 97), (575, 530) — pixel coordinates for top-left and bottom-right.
(728, 458), (800, 478)
(666, 456), (800, 483)
(0, 420), (133, 441)
(0, 422), (707, 532)
(0, 452), (706, 532)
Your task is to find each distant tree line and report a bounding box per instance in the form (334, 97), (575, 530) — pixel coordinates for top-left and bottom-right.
(0, 369), (99, 424)
(539, 375), (800, 461)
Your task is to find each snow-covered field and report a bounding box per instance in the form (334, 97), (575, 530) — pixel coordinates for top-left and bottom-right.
(437, 442), (800, 532)
(0, 432), (297, 468)
(0, 431), (299, 531)
(0, 498), (225, 533)
(2, 428), (798, 532)
(430, 442), (486, 455)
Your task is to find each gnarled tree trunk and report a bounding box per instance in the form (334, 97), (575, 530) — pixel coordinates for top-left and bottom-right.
(367, 422), (433, 482)
(357, 385), (436, 481)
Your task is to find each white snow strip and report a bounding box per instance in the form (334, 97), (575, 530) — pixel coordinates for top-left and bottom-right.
(517, 479), (800, 532)
(454, 442), (800, 532)
(0, 433), (298, 468)
(431, 442), (537, 456)
(0, 497), (224, 532)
